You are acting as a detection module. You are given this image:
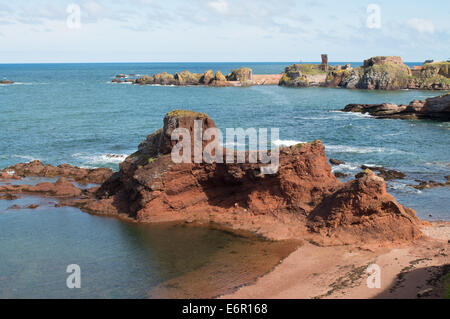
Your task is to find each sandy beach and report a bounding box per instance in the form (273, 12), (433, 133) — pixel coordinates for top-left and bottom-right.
(223, 222), (450, 299)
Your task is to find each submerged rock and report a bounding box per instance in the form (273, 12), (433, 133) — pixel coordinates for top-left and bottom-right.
(329, 158), (345, 166)
(360, 165), (406, 180)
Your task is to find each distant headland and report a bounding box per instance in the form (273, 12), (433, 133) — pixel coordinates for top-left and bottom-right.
(111, 55), (450, 90)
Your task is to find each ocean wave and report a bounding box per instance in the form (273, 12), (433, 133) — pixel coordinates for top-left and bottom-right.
(331, 163), (360, 172)
(386, 181), (422, 194)
(329, 111), (372, 118)
(293, 116), (339, 120)
(325, 144), (405, 154)
(71, 153), (129, 165)
(272, 139), (305, 147)
(424, 161), (450, 168)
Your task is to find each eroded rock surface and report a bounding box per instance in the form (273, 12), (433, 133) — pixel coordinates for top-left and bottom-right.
(0, 111), (425, 245)
(1, 160), (113, 184)
(67, 110), (423, 245)
(343, 93), (450, 120)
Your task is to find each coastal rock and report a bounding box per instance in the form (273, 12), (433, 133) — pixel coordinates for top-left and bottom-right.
(343, 93), (450, 120)
(281, 56), (449, 90)
(174, 71), (203, 85)
(76, 110), (422, 244)
(214, 71), (227, 82)
(360, 165), (405, 180)
(153, 72), (176, 85)
(0, 177), (82, 197)
(0, 172), (21, 180)
(0, 194), (19, 200)
(0, 79), (14, 84)
(413, 177), (450, 190)
(135, 75), (154, 85)
(363, 56), (405, 67)
(200, 70), (214, 85)
(329, 158), (345, 166)
(307, 171), (422, 244)
(227, 67), (253, 82)
(1, 160), (113, 184)
(279, 64), (327, 87)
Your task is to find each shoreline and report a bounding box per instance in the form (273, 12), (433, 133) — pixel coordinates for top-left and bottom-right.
(222, 221), (450, 299)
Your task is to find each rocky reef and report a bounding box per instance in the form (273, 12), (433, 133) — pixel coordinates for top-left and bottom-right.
(0, 79), (14, 84)
(343, 93), (450, 120)
(112, 67), (281, 87)
(280, 56), (450, 90)
(1, 160), (113, 184)
(40, 110), (422, 246)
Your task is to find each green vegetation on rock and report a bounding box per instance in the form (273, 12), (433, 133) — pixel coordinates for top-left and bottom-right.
(166, 110), (209, 118)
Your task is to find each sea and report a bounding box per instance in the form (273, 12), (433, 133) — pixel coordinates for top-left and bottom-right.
(0, 62), (449, 298)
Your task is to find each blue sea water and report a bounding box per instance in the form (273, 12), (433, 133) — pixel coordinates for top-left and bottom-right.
(0, 62), (449, 298)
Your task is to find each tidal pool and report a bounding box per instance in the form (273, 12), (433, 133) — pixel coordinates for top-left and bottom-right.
(0, 195), (298, 299)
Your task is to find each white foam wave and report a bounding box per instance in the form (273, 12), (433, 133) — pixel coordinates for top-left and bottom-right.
(387, 181), (422, 194)
(272, 139), (305, 147)
(325, 144), (405, 154)
(330, 111), (372, 118)
(331, 163), (360, 173)
(72, 153), (128, 165)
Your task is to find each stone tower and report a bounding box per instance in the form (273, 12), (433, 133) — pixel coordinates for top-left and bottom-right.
(321, 54), (329, 72)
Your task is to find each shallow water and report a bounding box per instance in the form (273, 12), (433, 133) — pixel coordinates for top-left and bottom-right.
(0, 194), (297, 299)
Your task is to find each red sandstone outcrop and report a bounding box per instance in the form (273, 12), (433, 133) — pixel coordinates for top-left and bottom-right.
(0, 111), (424, 245)
(1, 160), (113, 184)
(343, 93), (450, 120)
(307, 171), (422, 244)
(68, 110), (423, 245)
(0, 177), (82, 197)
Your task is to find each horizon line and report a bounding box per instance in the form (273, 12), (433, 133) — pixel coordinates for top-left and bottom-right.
(0, 60), (428, 65)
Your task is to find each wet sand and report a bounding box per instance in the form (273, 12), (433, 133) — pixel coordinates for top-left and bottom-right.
(222, 222), (449, 299)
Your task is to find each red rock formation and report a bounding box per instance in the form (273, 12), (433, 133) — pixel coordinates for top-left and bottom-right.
(343, 93), (450, 120)
(0, 111), (423, 245)
(76, 110), (422, 244)
(307, 171), (422, 244)
(1, 160), (113, 184)
(0, 177), (82, 197)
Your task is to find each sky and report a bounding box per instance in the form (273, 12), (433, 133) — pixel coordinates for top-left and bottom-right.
(0, 0), (449, 63)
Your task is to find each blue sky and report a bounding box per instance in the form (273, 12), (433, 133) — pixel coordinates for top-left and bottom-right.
(0, 0), (449, 63)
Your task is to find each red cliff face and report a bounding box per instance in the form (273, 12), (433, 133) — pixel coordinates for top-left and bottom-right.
(78, 110), (423, 245)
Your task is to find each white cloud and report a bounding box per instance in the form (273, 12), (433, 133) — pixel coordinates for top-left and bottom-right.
(407, 18), (434, 34)
(207, 0), (229, 14)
